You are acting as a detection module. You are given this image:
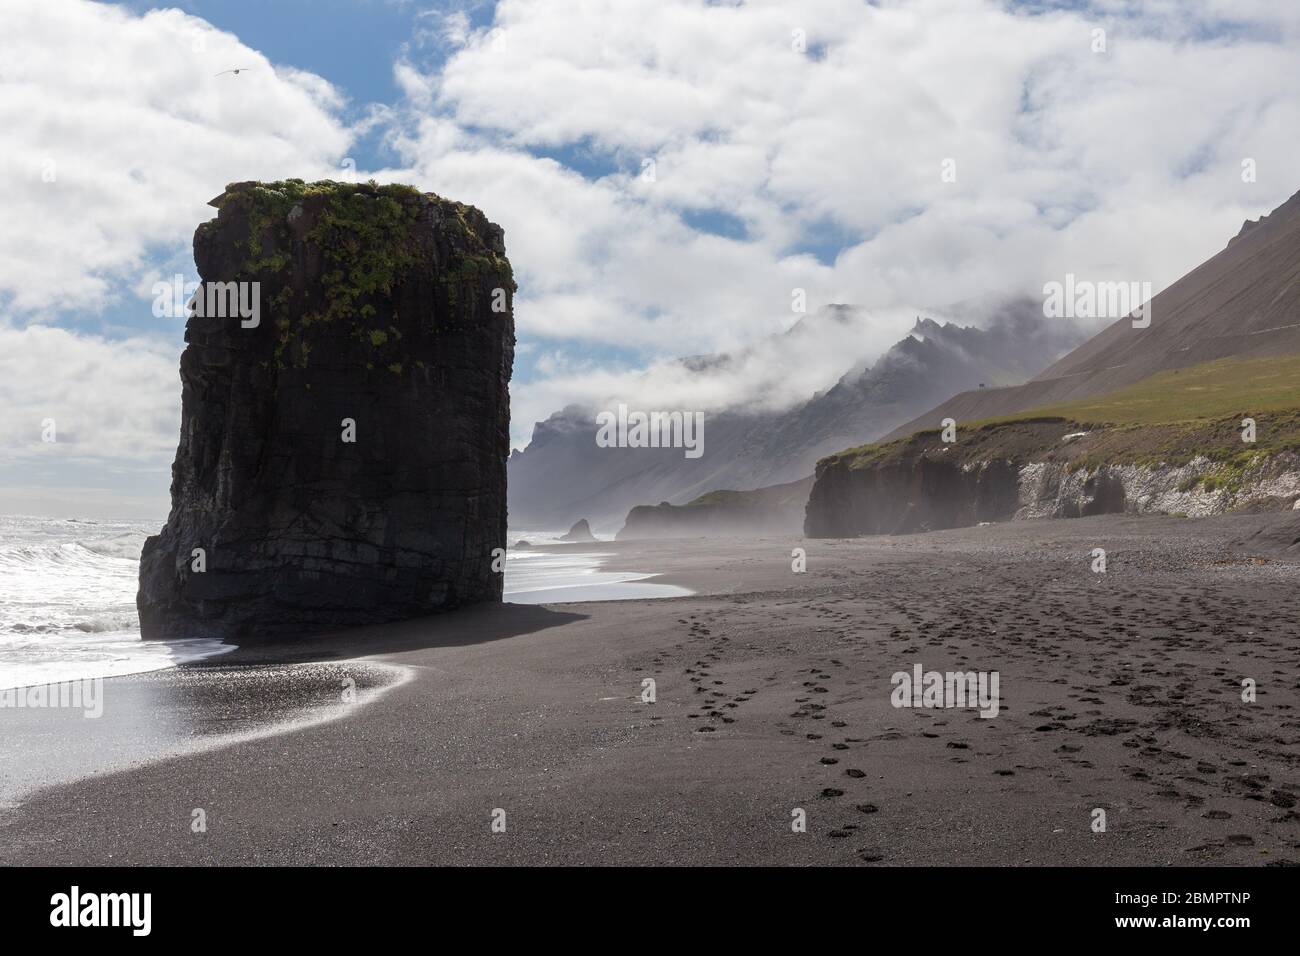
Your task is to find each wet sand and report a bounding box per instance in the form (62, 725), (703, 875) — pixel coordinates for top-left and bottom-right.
(0, 659), (408, 809)
(1, 512), (1298, 866)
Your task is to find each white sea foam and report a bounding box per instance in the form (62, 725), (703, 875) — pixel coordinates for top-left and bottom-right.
(0, 514), (231, 690)
(503, 534), (691, 604)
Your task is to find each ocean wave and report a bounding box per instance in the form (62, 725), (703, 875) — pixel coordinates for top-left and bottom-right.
(0, 524), (144, 640)
(71, 614), (140, 633)
(0, 515), (202, 690)
(77, 532), (147, 561)
(0, 538), (142, 570)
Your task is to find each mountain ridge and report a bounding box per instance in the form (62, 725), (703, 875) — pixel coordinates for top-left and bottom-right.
(509, 301), (1086, 530)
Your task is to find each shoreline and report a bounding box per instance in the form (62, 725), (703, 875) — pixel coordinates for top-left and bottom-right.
(503, 545), (694, 604)
(0, 544), (688, 810)
(0, 656), (412, 810)
(0, 536), (683, 692)
(0, 637), (237, 695)
(2, 511), (1298, 865)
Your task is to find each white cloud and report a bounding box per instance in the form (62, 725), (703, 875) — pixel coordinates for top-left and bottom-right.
(0, 0), (355, 314)
(505, 304), (931, 440)
(384, 0), (1300, 445)
(0, 0), (368, 513)
(0, 324), (179, 465)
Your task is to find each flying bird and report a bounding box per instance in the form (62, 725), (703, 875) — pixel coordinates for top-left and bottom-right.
(214, 68), (251, 77)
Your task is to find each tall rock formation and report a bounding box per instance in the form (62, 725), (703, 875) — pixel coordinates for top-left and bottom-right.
(138, 180), (515, 639)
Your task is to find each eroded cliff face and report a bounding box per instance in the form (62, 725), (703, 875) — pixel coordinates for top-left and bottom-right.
(138, 180), (515, 639)
(804, 456), (1021, 537)
(804, 420), (1300, 538)
(1016, 454), (1300, 520)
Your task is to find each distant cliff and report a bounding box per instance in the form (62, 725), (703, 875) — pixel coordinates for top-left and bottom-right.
(806, 188), (1300, 539)
(138, 179), (515, 639)
(617, 476), (812, 539)
(806, 388), (1300, 538)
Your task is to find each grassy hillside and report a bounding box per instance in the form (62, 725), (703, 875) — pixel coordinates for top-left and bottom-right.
(880, 186), (1300, 442)
(986, 353), (1300, 426)
(822, 353), (1300, 486)
(684, 477), (813, 510)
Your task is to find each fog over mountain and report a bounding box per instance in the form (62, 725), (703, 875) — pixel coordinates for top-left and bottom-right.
(509, 299), (1091, 530)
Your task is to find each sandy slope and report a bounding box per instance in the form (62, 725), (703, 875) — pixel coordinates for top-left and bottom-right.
(1, 513), (1297, 866)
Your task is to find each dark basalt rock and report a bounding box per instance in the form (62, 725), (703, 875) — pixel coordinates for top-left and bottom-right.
(558, 519), (596, 542)
(804, 454), (1021, 537)
(138, 179), (515, 640)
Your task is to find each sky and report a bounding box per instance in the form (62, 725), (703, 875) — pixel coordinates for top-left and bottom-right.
(1, 0), (1299, 517)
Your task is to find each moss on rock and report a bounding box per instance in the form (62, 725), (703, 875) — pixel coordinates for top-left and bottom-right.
(208, 178), (514, 373)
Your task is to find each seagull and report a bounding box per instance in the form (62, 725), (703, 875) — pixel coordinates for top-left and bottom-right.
(214, 68), (251, 77)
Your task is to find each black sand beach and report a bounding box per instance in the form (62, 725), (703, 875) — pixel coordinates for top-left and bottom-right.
(2, 513), (1298, 866)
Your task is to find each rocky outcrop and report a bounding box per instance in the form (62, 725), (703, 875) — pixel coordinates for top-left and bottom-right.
(618, 476), (813, 539)
(805, 456), (1020, 537)
(805, 418), (1300, 538)
(559, 519), (597, 542)
(138, 179), (515, 640)
(1016, 454), (1300, 520)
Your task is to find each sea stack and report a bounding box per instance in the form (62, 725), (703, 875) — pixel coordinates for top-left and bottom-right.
(559, 519), (597, 542)
(138, 179), (515, 639)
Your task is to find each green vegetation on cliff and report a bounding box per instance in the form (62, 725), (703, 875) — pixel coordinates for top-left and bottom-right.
(209, 179), (513, 372)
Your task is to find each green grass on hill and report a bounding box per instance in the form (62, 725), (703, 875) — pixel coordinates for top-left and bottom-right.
(823, 353), (1300, 479)
(682, 490), (743, 508)
(986, 353), (1300, 426)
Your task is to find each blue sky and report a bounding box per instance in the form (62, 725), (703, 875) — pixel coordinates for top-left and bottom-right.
(100, 0), (462, 332)
(123, 0), (475, 114)
(104, 0), (668, 387)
